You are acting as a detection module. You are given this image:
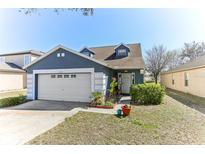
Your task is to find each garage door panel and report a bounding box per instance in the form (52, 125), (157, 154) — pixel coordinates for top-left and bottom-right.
(38, 73), (91, 102)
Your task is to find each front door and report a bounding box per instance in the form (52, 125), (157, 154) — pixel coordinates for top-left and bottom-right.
(121, 73), (132, 94)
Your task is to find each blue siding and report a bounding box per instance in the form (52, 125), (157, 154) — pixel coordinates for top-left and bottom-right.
(26, 48), (114, 89)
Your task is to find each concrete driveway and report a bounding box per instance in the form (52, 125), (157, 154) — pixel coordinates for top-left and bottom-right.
(0, 100), (88, 145)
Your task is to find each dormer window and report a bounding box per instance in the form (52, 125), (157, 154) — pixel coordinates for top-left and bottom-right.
(80, 47), (95, 58)
(115, 43), (130, 57)
(117, 49), (127, 56)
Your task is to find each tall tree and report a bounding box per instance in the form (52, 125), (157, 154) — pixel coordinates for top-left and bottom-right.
(167, 49), (182, 70)
(180, 41), (205, 63)
(146, 45), (171, 84)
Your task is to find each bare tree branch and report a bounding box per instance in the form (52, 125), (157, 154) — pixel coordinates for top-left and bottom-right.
(146, 45), (171, 84)
(18, 8), (94, 16)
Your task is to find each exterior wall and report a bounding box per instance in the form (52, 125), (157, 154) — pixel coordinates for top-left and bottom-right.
(26, 48), (114, 88)
(31, 54), (39, 62)
(161, 67), (205, 98)
(0, 71), (25, 91)
(26, 48), (114, 99)
(4, 54), (25, 68)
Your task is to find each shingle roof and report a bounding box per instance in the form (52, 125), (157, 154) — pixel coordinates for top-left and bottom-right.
(0, 62), (25, 73)
(89, 43), (145, 69)
(0, 50), (44, 56)
(162, 55), (205, 74)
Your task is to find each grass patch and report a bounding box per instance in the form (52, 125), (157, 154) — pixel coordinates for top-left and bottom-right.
(0, 95), (27, 108)
(27, 95), (205, 145)
(132, 119), (158, 129)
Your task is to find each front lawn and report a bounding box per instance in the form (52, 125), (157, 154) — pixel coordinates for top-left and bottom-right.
(27, 95), (205, 145)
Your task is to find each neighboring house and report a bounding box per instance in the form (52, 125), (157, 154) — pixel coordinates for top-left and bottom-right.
(24, 43), (145, 102)
(0, 50), (43, 91)
(161, 55), (205, 98)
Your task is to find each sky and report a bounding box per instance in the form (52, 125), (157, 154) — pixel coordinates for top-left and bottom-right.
(0, 8), (205, 56)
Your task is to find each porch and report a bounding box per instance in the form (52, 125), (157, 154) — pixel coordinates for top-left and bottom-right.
(113, 69), (144, 95)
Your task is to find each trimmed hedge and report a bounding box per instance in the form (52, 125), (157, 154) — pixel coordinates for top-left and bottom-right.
(0, 95), (27, 108)
(130, 83), (165, 105)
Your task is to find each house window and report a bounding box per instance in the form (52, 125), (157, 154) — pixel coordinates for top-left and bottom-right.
(172, 74), (175, 85)
(61, 53), (65, 57)
(51, 74), (56, 78)
(184, 72), (189, 87)
(172, 79), (175, 85)
(64, 74), (70, 78)
(57, 53), (61, 57)
(117, 49), (127, 56)
(57, 74), (62, 78)
(24, 55), (30, 66)
(0, 57), (5, 63)
(71, 74), (76, 78)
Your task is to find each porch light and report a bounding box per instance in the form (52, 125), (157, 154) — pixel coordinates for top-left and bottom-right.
(124, 70), (128, 73)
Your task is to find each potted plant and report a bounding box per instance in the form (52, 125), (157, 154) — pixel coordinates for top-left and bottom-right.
(121, 104), (131, 116)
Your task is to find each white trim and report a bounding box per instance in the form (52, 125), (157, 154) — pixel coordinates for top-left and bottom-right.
(24, 44), (109, 69)
(32, 73), (35, 100)
(114, 43), (130, 50)
(32, 68), (95, 100)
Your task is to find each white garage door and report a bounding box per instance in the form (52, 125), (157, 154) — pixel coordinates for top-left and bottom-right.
(38, 73), (91, 102)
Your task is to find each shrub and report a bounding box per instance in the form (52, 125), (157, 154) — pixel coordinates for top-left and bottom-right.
(0, 95), (27, 108)
(90, 92), (104, 106)
(103, 101), (113, 107)
(109, 77), (118, 98)
(130, 83), (165, 105)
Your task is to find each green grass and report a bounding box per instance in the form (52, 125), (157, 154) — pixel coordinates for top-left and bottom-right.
(0, 89), (26, 99)
(27, 95), (205, 145)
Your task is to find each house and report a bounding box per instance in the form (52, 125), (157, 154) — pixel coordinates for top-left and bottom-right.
(161, 55), (205, 98)
(0, 50), (43, 91)
(24, 43), (145, 102)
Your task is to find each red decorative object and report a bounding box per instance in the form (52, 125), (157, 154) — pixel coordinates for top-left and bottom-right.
(95, 105), (114, 109)
(121, 105), (131, 116)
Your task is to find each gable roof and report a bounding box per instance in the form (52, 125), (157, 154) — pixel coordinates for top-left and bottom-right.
(89, 43), (145, 69)
(0, 62), (25, 73)
(114, 43), (130, 50)
(0, 50), (44, 57)
(24, 45), (109, 69)
(80, 47), (95, 54)
(162, 55), (205, 74)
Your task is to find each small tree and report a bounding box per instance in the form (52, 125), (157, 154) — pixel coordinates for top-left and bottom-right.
(146, 45), (171, 84)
